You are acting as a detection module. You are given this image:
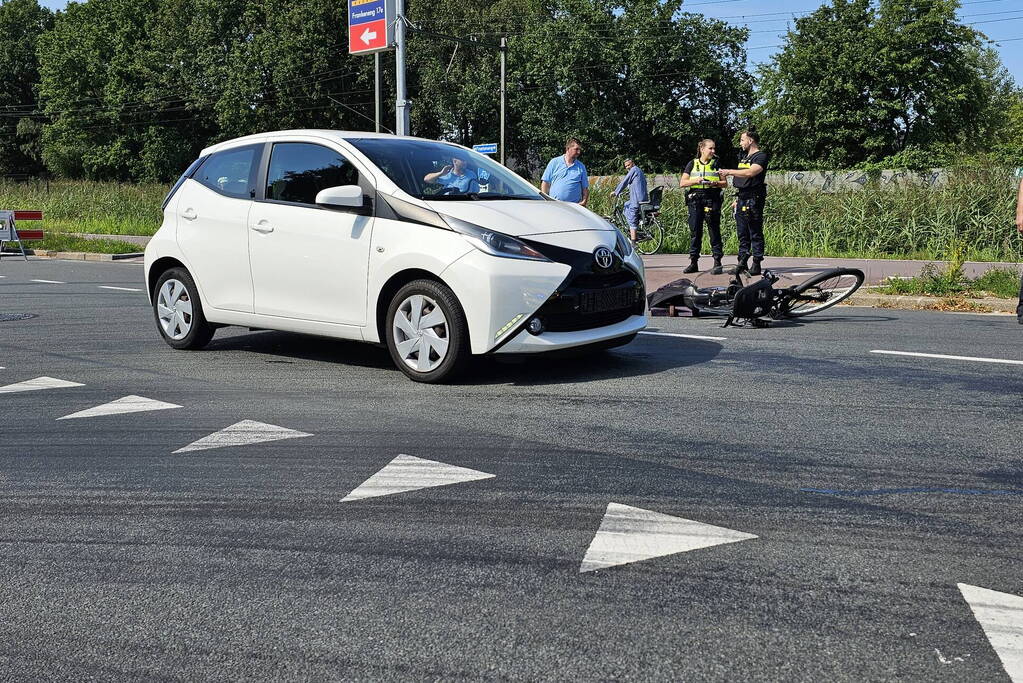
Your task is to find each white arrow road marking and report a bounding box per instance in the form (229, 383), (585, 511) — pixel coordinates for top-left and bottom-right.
(871, 350), (1023, 366)
(959, 583), (1023, 681)
(30, 279), (65, 284)
(0, 376), (84, 394)
(58, 395), (182, 420)
(173, 420), (311, 454)
(341, 454), (494, 502)
(99, 285), (142, 292)
(580, 503), (757, 573)
(639, 331), (727, 341)
(360, 28), (377, 45)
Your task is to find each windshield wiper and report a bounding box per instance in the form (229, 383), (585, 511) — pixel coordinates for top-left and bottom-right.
(419, 192), (481, 201)
(474, 193), (539, 200)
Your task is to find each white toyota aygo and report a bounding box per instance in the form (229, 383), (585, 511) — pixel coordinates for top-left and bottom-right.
(144, 130), (647, 382)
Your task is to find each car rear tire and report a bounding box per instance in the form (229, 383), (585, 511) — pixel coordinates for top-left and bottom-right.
(386, 279), (469, 383)
(153, 267), (215, 350)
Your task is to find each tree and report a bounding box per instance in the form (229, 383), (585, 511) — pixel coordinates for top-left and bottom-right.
(405, 0), (753, 176)
(751, 0), (1010, 169)
(0, 0), (53, 176)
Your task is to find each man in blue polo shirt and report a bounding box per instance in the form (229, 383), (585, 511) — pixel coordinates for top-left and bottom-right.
(540, 138), (589, 206)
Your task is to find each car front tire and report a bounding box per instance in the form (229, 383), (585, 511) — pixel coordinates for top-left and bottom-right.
(385, 279), (469, 383)
(153, 267), (215, 350)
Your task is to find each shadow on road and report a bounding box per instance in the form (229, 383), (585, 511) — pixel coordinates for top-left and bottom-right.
(205, 329), (722, 386)
(468, 337), (721, 385)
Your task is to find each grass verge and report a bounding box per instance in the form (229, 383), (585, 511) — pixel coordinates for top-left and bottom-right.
(878, 263), (1020, 300)
(17, 234), (144, 254)
(0, 179), (166, 236)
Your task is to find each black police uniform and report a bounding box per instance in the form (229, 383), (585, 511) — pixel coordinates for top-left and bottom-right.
(732, 150), (769, 267)
(683, 157), (724, 267)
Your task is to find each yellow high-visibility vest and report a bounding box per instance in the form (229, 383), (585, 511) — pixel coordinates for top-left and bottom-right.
(691, 158), (721, 189)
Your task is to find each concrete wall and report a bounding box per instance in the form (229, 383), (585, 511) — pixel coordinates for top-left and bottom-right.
(590, 169), (952, 192)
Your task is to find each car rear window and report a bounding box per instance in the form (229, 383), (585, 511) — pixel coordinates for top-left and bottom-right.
(162, 155), (207, 210)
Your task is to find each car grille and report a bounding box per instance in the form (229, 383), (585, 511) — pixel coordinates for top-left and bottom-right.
(535, 270), (645, 333)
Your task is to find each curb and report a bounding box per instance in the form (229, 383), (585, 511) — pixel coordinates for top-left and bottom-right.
(2, 249), (144, 261)
(846, 292), (1017, 313)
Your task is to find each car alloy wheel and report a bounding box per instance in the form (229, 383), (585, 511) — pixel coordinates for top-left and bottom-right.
(392, 293), (450, 373)
(152, 267), (214, 350)
(157, 278), (193, 340)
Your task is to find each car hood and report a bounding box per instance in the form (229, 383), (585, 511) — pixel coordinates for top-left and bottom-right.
(422, 198), (615, 237)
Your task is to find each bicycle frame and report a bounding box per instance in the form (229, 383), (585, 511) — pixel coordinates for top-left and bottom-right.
(682, 271), (841, 318)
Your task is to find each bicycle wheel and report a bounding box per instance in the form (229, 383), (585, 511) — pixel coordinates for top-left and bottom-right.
(784, 268), (865, 317)
(635, 216), (664, 255)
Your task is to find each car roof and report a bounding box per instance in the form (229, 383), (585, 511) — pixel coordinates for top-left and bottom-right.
(200, 130), (466, 156)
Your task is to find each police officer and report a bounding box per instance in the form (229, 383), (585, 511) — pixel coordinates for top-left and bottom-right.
(720, 128), (769, 275)
(679, 139), (727, 274)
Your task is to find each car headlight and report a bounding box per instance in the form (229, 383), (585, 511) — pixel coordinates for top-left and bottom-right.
(442, 215), (551, 262)
(614, 228), (634, 259)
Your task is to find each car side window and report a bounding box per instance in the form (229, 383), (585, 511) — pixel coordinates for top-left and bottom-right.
(193, 145), (260, 199)
(266, 142), (360, 206)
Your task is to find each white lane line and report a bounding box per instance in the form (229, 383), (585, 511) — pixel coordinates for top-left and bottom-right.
(173, 420), (311, 454)
(871, 350), (1023, 366)
(640, 330), (727, 341)
(59, 395), (182, 420)
(958, 584), (1023, 681)
(341, 454), (494, 502)
(99, 285), (142, 292)
(30, 279), (65, 284)
(580, 503), (757, 573)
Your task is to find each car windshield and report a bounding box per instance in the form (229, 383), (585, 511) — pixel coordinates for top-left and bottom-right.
(348, 138), (543, 201)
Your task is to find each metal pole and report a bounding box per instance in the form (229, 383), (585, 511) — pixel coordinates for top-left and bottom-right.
(500, 36), (507, 166)
(394, 0), (409, 136)
(374, 52), (382, 133)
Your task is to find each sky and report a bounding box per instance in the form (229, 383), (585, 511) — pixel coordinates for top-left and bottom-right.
(37, 0), (1023, 84)
(692, 0), (1023, 83)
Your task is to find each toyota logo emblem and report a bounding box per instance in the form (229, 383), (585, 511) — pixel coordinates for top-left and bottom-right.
(594, 246), (614, 269)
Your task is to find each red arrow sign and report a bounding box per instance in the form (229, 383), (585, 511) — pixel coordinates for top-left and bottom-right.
(349, 18), (387, 53)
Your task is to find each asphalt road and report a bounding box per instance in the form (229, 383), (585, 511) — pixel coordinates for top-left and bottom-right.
(1, 257), (1021, 681)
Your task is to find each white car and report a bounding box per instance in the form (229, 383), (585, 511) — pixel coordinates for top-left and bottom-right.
(144, 130), (647, 382)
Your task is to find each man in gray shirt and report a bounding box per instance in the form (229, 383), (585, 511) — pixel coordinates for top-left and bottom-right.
(612, 159), (648, 243)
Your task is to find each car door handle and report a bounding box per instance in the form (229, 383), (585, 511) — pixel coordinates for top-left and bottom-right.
(181, 208), (198, 221)
(251, 223), (274, 234)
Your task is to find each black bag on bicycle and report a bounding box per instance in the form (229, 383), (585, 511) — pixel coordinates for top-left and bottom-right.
(725, 277), (775, 327)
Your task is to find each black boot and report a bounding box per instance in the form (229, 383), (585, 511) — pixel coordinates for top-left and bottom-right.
(711, 257), (723, 275)
(749, 258), (763, 276)
(730, 257), (748, 275)
(682, 258), (699, 274)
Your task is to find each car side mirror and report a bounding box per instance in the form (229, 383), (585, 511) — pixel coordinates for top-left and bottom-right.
(315, 185), (371, 215)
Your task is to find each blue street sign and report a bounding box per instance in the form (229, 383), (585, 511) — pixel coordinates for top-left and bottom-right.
(472, 143), (498, 155)
(348, 0), (394, 54)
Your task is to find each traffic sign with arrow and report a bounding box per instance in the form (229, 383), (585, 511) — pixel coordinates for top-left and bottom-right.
(348, 0), (394, 54)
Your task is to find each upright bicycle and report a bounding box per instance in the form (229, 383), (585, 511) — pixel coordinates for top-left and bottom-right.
(604, 185), (665, 255)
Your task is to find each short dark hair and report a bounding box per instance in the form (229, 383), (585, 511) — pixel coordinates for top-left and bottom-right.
(742, 127), (760, 144)
(565, 137), (582, 150)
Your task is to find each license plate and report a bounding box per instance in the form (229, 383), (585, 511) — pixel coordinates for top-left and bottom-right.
(578, 286), (634, 314)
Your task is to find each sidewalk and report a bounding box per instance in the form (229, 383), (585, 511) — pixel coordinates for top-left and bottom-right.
(641, 254), (1023, 292)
